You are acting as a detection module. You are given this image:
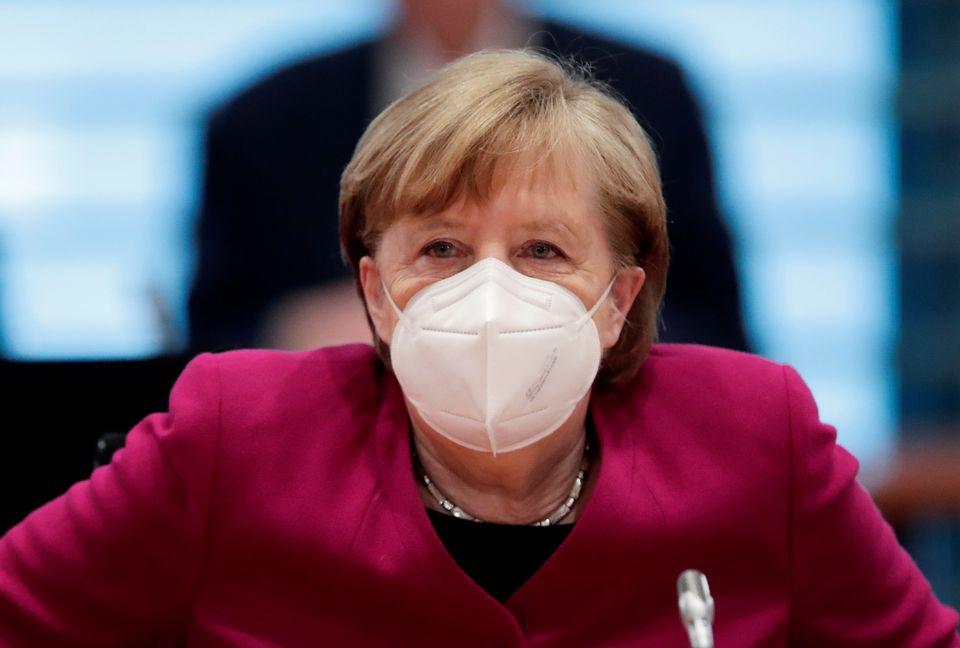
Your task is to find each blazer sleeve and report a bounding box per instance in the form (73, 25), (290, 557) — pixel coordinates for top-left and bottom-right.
(784, 364), (960, 646)
(0, 353), (221, 647)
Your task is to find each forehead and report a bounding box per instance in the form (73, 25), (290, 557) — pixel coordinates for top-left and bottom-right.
(493, 148), (591, 203)
(404, 148), (599, 232)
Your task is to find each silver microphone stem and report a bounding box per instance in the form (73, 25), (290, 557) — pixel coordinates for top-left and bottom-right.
(677, 569), (715, 648)
(686, 620), (714, 648)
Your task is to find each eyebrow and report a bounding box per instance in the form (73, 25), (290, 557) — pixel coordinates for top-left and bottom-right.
(404, 210), (582, 243)
(406, 217), (467, 234)
(514, 216), (579, 243)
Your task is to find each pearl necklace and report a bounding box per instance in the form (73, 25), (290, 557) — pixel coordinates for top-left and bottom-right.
(412, 440), (591, 527)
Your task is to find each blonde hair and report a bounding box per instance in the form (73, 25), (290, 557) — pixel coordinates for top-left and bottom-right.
(339, 48), (668, 386)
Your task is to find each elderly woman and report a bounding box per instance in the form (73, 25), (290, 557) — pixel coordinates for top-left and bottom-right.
(1, 50), (957, 647)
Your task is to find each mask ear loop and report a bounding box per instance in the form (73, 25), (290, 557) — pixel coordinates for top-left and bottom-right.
(577, 274), (618, 331)
(380, 280), (409, 328)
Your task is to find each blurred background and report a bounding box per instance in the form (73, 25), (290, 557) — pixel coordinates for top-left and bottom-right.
(1, 0), (958, 606)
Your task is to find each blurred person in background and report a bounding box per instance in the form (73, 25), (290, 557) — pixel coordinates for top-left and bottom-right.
(188, 0), (749, 354)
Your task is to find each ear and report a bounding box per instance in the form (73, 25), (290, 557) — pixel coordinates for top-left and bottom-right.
(598, 266), (645, 350)
(358, 256), (396, 345)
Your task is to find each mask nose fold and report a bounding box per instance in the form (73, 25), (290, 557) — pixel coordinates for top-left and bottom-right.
(485, 421), (499, 457)
(388, 256), (607, 456)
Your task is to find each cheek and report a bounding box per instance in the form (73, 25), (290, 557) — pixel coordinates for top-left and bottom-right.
(563, 275), (609, 312)
(376, 274), (442, 344)
(368, 289), (398, 345)
(388, 276), (439, 311)
(383, 308), (400, 344)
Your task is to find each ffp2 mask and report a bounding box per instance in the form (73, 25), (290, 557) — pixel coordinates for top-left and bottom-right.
(383, 257), (614, 455)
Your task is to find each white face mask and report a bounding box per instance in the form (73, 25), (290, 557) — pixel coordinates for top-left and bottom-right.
(383, 257), (615, 456)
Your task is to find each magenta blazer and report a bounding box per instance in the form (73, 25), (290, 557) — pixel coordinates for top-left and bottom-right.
(1, 344), (957, 646)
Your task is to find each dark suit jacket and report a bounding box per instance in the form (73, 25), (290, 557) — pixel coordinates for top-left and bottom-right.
(189, 21), (749, 353)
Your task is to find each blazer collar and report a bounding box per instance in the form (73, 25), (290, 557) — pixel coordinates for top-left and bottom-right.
(373, 368), (659, 629)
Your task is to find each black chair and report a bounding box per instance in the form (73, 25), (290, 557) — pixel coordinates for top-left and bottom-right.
(93, 432), (128, 469)
(0, 354), (190, 534)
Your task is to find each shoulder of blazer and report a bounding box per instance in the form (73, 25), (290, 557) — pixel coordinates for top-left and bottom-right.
(207, 344), (385, 424)
(595, 343), (792, 435)
(642, 342), (783, 380)
(539, 19), (685, 91)
(205, 36), (379, 137)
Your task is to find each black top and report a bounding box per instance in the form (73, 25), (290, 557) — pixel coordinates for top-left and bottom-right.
(425, 507), (574, 603)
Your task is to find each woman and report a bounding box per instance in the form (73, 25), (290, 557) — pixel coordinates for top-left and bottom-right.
(1, 49), (957, 647)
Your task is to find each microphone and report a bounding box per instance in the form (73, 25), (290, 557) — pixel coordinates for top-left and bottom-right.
(677, 569), (715, 648)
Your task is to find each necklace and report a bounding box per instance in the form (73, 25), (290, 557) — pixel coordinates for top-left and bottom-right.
(411, 439), (591, 527)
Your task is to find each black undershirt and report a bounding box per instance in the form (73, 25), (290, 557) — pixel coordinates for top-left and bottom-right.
(425, 508), (574, 603)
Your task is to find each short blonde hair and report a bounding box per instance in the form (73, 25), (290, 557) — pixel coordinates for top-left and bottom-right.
(339, 48), (668, 386)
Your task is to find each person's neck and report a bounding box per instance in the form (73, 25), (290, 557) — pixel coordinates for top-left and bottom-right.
(410, 395), (592, 525)
(396, 2), (529, 63)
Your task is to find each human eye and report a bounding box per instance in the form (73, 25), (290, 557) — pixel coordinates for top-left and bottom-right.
(520, 240), (566, 260)
(421, 239), (464, 259)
